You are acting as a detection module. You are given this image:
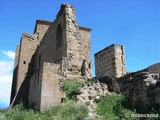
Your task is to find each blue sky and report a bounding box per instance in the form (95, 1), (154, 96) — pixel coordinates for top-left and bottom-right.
(0, 0), (159, 108)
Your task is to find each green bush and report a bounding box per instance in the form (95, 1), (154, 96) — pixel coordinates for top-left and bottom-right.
(59, 100), (88, 120)
(62, 80), (83, 99)
(5, 103), (42, 120)
(42, 100), (88, 120)
(0, 112), (6, 120)
(96, 93), (138, 120)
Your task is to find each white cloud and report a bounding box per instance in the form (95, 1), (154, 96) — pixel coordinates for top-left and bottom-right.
(2, 50), (15, 59)
(0, 60), (13, 84)
(0, 82), (12, 105)
(0, 51), (15, 107)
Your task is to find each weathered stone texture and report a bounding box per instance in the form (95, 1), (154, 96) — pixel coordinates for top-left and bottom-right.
(15, 33), (38, 93)
(118, 65), (160, 108)
(148, 63), (160, 74)
(77, 82), (110, 119)
(40, 62), (65, 109)
(33, 20), (52, 41)
(95, 44), (126, 79)
(11, 3), (92, 110)
(95, 43), (160, 109)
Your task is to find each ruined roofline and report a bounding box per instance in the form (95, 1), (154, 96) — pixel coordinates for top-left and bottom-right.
(22, 32), (33, 38)
(33, 20), (52, 34)
(61, 3), (74, 8)
(56, 3), (74, 18)
(78, 26), (92, 32)
(33, 4), (71, 35)
(60, 3), (92, 32)
(94, 44), (123, 56)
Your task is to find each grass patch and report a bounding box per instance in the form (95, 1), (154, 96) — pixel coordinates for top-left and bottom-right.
(0, 112), (6, 120)
(61, 78), (97, 100)
(96, 93), (160, 120)
(96, 93), (138, 120)
(5, 100), (88, 120)
(62, 80), (83, 99)
(5, 103), (41, 120)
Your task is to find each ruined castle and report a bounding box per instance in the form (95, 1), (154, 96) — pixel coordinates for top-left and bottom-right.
(10, 3), (160, 110)
(10, 4), (91, 110)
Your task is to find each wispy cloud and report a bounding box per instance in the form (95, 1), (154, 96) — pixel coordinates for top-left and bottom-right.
(0, 60), (13, 82)
(2, 50), (15, 60)
(0, 50), (15, 108)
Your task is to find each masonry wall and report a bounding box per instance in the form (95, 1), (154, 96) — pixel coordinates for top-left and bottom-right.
(15, 34), (36, 93)
(94, 44), (126, 79)
(11, 4), (92, 110)
(12, 33), (39, 105)
(33, 20), (52, 41)
(40, 62), (65, 109)
(118, 64), (160, 109)
(10, 19), (52, 105)
(36, 4), (91, 79)
(63, 5), (92, 79)
(10, 45), (20, 104)
(148, 63), (160, 74)
(28, 71), (41, 110)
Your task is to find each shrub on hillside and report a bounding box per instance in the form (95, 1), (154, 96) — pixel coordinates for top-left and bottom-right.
(5, 100), (88, 120)
(96, 93), (137, 120)
(5, 103), (42, 120)
(62, 80), (83, 99)
(59, 100), (88, 120)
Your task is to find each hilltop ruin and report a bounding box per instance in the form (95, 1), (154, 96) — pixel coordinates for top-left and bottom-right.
(10, 3), (160, 111)
(10, 4), (91, 110)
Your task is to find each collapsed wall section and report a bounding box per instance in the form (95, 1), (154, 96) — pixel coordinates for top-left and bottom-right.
(148, 63), (160, 74)
(118, 64), (160, 109)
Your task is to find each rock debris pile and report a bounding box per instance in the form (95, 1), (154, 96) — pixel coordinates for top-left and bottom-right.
(77, 82), (110, 120)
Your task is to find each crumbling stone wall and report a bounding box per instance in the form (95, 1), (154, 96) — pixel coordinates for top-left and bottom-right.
(118, 64), (160, 109)
(33, 20), (52, 41)
(11, 3), (92, 110)
(148, 63), (160, 74)
(94, 44), (126, 79)
(10, 20), (51, 106)
(95, 43), (160, 109)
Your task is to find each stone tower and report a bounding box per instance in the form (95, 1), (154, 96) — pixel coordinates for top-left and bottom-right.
(10, 4), (92, 110)
(94, 44), (126, 79)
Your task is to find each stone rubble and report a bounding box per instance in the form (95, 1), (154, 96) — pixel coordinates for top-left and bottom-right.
(76, 82), (110, 120)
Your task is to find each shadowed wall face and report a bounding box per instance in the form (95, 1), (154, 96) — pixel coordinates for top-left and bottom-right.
(10, 21), (51, 106)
